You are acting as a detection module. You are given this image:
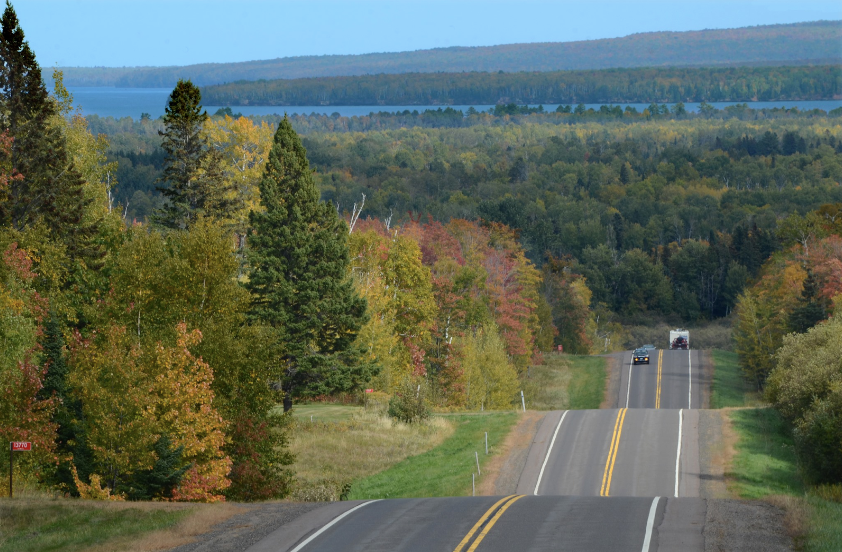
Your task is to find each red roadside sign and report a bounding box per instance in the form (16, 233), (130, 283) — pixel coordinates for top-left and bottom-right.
(11, 442), (31, 451)
(364, 389), (374, 393)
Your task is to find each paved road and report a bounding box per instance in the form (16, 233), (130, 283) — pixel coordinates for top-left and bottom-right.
(247, 350), (707, 552)
(521, 408), (700, 498)
(249, 495), (706, 552)
(620, 349), (701, 410)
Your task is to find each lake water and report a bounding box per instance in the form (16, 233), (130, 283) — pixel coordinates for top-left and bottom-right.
(66, 87), (842, 120)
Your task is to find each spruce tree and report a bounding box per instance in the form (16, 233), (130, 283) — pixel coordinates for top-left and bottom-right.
(0, 1), (98, 263)
(153, 79), (235, 229)
(247, 116), (370, 410)
(126, 435), (188, 500)
(788, 270), (828, 333)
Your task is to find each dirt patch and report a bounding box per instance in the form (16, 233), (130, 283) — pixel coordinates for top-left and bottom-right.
(600, 353), (623, 409)
(698, 409), (734, 499)
(165, 502), (326, 552)
(83, 503), (247, 552)
(699, 350), (713, 410)
(704, 499), (794, 552)
(477, 411), (545, 496)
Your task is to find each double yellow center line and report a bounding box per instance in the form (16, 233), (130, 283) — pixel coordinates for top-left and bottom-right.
(600, 408), (628, 496)
(452, 495), (525, 552)
(655, 350), (664, 409)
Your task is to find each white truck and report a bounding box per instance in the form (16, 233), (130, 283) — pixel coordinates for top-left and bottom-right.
(669, 329), (689, 350)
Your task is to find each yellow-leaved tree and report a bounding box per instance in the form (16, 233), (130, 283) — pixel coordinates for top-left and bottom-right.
(203, 114), (273, 234)
(69, 323), (231, 501)
(147, 324), (231, 502)
(460, 323), (518, 410)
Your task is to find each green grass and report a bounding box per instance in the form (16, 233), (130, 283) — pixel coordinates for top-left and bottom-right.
(290, 403), (361, 422)
(728, 407), (804, 498)
(728, 408), (842, 551)
(0, 500), (189, 552)
(524, 354), (605, 410)
(805, 494), (842, 552)
(567, 356), (606, 409)
(347, 412), (518, 499)
(711, 350), (760, 408)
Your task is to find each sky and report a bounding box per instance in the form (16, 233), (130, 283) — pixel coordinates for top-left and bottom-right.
(17, 0), (842, 68)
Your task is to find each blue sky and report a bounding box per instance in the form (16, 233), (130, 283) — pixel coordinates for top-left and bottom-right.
(17, 0), (842, 67)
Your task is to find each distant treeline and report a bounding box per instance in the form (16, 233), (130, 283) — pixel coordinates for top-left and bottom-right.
(58, 21), (841, 88)
(201, 66), (842, 106)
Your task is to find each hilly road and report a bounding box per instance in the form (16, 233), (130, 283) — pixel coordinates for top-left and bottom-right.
(228, 349), (765, 552)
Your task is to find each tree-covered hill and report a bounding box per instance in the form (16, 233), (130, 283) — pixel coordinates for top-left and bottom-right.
(200, 65), (841, 106)
(59, 21), (842, 88)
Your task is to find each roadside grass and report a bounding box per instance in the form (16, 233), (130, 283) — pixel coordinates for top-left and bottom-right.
(804, 492), (842, 552)
(711, 350), (762, 408)
(291, 403), (361, 422)
(524, 354), (605, 410)
(728, 407), (803, 498)
(0, 498), (194, 552)
(347, 412), (518, 499)
(290, 409), (454, 501)
(728, 407), (842, 551)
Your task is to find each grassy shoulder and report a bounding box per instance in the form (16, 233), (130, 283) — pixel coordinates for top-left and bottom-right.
(711, 350), (761, 408)
(347, 412), (518, 500)
(290, 409), (455, 501)
(728, 407), (842, 551)
(0, 498), (237, 552)
(524, 354), (605, 410)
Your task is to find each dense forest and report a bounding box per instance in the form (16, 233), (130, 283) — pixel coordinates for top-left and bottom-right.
(200, 65), (842, 106)
(58, 21), (841, 88)
(94, 103), (842, 349)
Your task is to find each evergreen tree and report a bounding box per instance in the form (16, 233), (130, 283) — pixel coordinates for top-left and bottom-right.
(619, 162), (630, 184)
(247, 116), (370, 410)
(38, 311), (95, 494)
(126, 435), (188, 500)
(153, 79), (235, 229)
(0, 1), (99, 264)
(788, 270), (828, 333)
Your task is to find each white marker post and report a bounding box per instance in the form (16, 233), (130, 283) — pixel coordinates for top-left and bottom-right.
(476, 451), (481, 475)
(521, 390), (526, 412)
(485, 432), (488, 454)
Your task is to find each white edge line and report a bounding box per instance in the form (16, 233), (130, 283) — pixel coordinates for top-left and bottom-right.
(625, 353), (633, 408)
(288, 500), (381, 552)
(688, 349), (692, 409)
(640, 496), (661, 552)
(533, 410), (568, 495)
(674, 409), (683, 498)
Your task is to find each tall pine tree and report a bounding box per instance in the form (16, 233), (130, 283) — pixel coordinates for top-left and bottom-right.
(247, 116), (371, 410)
(0, 1), (99, 264)
(788, 269), (828, 333)
(153, 79), (235, 229)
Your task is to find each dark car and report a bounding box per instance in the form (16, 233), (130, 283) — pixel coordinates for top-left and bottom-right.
(632, 348), (650, 365)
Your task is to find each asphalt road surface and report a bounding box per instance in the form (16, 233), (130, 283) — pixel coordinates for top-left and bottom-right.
(247, 349), (709, 552)
(621, 349), (701, 410)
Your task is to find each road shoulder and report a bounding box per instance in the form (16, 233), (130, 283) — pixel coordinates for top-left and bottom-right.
(478, 410), (546, 496)
(600, 353), (624, 409)
(167, 502), (329, 552)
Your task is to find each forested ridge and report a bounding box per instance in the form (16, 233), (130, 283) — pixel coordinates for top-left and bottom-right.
(99, 105), (842, 336)
(201, 65), (842, 106)
(58, 20), (841, 88)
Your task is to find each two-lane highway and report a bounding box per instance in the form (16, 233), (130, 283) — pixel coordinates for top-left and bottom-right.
(249, 496), (705, 552)
(247, 348), (706, 551)
(621, 349), (701, 409)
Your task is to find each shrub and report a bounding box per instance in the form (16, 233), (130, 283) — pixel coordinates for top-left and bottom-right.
(387, 379), (430, 424)
(767, 315), (842, 484)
